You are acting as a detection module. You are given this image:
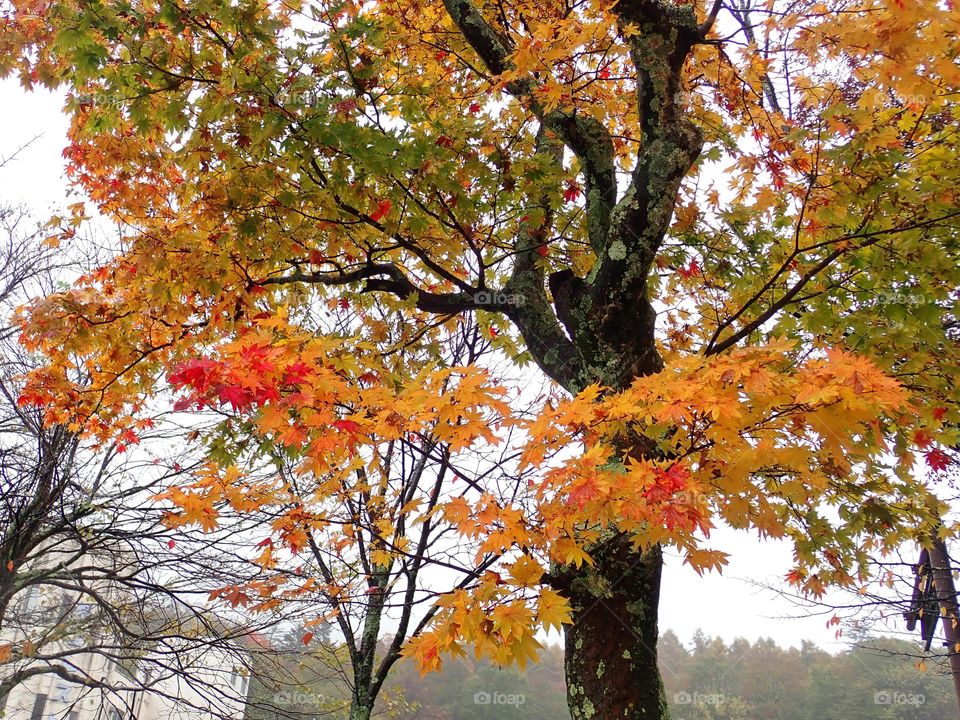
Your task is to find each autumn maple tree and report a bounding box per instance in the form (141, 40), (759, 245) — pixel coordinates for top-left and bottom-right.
(3, 0), (959, 718)
(154, 320), (551, 719)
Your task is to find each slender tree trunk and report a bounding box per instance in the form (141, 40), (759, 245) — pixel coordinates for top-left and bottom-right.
(348, 702), (373, 720)
(348, 567), (388, 720)
(557, 541), (668, 719)
(926, 537), (960, 713)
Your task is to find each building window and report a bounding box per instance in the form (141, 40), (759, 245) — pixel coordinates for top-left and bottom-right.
(74, 602), (95, 619)
(64, 635), (86, 649)
(21, 586), (42, 613)
(29, 694), (47, 720)
(50, 682), (73, 703)
(230, 668), (250, 697)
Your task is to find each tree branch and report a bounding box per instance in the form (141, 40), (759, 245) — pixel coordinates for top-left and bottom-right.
(259, 263), (478, 315)
(442, 0), (617, 253)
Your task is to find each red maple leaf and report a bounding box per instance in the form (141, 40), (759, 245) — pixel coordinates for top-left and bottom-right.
(370, 199), (392, 222)
(925, 449), (951, 472)
(661, 463), (689, 490)
(118, 429), (140, 447)
(173, 394), (199, 412)
(913, 429), (934, 449)
(16, 390), (48, 408)
(568, 479), (600, 508)
(283, 361), (313, 386)
(332, 419), (360, 434)
(222, 586), (249, 607)
(252, 385), (282, 406)
(218, 385), (254, 411)
(168, 359), (219, 392)
(563, 180), (582, 203)
(663, 505), (697, 532)
(645, 463), (690, 503)
(333, 98), (357, 115)
(785, 569), (805, 585)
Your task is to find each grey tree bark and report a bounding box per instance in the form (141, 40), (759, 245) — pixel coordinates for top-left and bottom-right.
(442, 1), (708, 717)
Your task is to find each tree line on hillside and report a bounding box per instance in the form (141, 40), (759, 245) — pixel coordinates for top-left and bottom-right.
(245, 630), (959, 720)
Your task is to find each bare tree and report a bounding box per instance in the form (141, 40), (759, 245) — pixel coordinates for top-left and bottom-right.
(0, 205), (301, 720)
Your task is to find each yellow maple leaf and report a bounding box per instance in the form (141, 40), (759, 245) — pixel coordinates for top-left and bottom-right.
(537, 588), (572, 632)
(508, 555), (544, 587)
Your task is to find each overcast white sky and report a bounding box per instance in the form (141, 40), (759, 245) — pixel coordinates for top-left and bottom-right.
(1, 76), (907, 654)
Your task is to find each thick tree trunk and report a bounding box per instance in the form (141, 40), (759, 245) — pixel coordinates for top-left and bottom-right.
(442, 6), (702, 720)
(559, 541), (668, 720)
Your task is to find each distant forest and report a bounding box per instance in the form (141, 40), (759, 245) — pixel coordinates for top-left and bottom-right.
(247, 630), (959, 720)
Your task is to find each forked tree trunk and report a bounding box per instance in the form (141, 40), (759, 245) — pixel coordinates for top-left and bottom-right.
(442, 0), (702, 716)
(558, 541), (668, 719)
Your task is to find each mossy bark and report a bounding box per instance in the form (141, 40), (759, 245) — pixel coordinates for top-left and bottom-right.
(349, 703), (373, 720)
(557, 543), (668, 720)
(347, 568), (388, 720)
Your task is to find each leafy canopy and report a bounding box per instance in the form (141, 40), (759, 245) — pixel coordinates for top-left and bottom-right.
(2, 0), (959, 669)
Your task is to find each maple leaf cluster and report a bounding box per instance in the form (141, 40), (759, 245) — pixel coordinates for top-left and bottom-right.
(2, 0), (958, 679)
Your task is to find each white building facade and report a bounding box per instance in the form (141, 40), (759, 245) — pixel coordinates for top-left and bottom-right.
(0, 545), (251, 720)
